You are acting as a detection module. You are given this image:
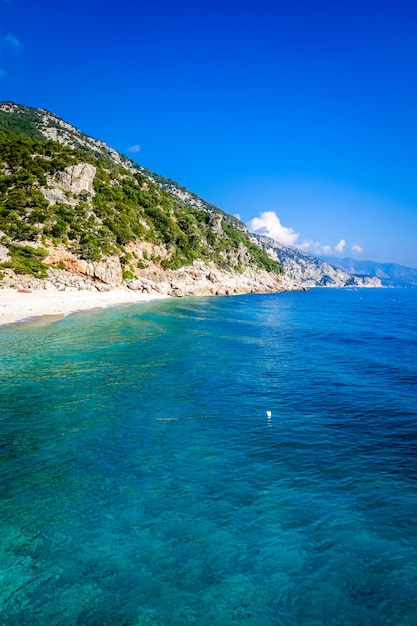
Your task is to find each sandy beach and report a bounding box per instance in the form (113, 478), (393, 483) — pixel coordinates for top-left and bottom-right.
(0, 288), (170, 326)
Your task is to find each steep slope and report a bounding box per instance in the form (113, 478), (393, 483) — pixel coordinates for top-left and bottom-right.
(321, 256), (417, 288)
(0, 102), (238, 219)
(255, 236), (382, 288)
(0, 102), (291, 296)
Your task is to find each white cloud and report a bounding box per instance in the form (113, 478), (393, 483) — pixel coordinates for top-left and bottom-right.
(299, 240), (332, 255)
(299, 239), (351, 256)
(233, 213), (241, 220)
(335, 239), (346, 253)
(127, 144), (141, 153)
(247, 211), (299, 245)
(247, 210), (360, 258)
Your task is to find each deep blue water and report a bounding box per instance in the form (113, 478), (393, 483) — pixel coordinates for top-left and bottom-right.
(1, 288), (417, 625)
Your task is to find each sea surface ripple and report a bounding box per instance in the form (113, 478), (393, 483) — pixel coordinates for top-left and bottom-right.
(1, 288), (416, 625)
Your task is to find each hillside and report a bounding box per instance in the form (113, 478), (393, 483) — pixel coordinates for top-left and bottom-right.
(0, 102), (292, 296)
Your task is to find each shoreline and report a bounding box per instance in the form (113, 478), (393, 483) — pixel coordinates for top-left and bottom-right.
(0, 288), (170, 327)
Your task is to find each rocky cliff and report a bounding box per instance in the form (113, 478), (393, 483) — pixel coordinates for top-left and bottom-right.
(0, 103), (297, 296)
(0, 101), (380, 296)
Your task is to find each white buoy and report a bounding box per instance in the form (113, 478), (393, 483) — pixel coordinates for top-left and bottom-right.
(266, 410), (272, 418)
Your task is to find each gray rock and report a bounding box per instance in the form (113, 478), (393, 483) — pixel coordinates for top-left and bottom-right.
(0, 244), (10, 263)
(57, 163), (97, 196)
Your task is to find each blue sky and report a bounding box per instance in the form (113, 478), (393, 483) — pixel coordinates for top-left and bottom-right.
(1, 0), (417, 267)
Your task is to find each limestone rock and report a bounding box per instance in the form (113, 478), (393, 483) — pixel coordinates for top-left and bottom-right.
(0, 244), (10, 263)
(96, 283), (111, 292)
(207, 272), (218, 283)
(57, 163), (96, 196)
(208, 212), (223, 235)
(88, 259), (123, 287)
(44, 246), (123, 287)
(237, 242), (250, 264)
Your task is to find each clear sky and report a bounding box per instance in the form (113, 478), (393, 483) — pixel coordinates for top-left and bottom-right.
(1, 0), (417, 267)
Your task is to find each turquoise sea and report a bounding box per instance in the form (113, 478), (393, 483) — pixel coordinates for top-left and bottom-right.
(1, 288), (417, 625)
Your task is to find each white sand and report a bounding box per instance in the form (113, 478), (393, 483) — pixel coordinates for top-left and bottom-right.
(0, 288), (170, 326)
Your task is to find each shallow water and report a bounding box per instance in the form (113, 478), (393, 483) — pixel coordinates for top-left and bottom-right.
(1, 289), (417, 624)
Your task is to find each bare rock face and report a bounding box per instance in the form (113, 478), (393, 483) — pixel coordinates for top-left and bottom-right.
(46, 246), (123, 287)
(0, 244), (10, 263)
(42, 162), (97, 205)
(65, 258), (122, 287)
(208, 212), (223, 235)
(57, 163), (96, 196)
(88, 259), (123, 286)
(237, 242), (250, 264)
(131, 259), (299, 297)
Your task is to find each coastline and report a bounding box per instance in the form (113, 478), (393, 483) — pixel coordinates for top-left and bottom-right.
(0, 288), (170, 327)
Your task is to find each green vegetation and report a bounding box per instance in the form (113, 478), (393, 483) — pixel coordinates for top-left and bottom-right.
(0, 108), (46, 141)
(0, 104), (284, 278)
(222, 223), (284, 273)
(1, 244), (49, 278)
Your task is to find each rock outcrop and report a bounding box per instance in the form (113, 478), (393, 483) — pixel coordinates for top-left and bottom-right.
(45, 246), (123, 287)
(57, 163), (96, 196)
(0, 244), (10, 263)
(41, 163), (96, 206)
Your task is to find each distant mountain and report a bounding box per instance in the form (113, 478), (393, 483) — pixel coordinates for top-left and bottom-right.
(321, 257), (417, 288)
(255, 237), (382, 288)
